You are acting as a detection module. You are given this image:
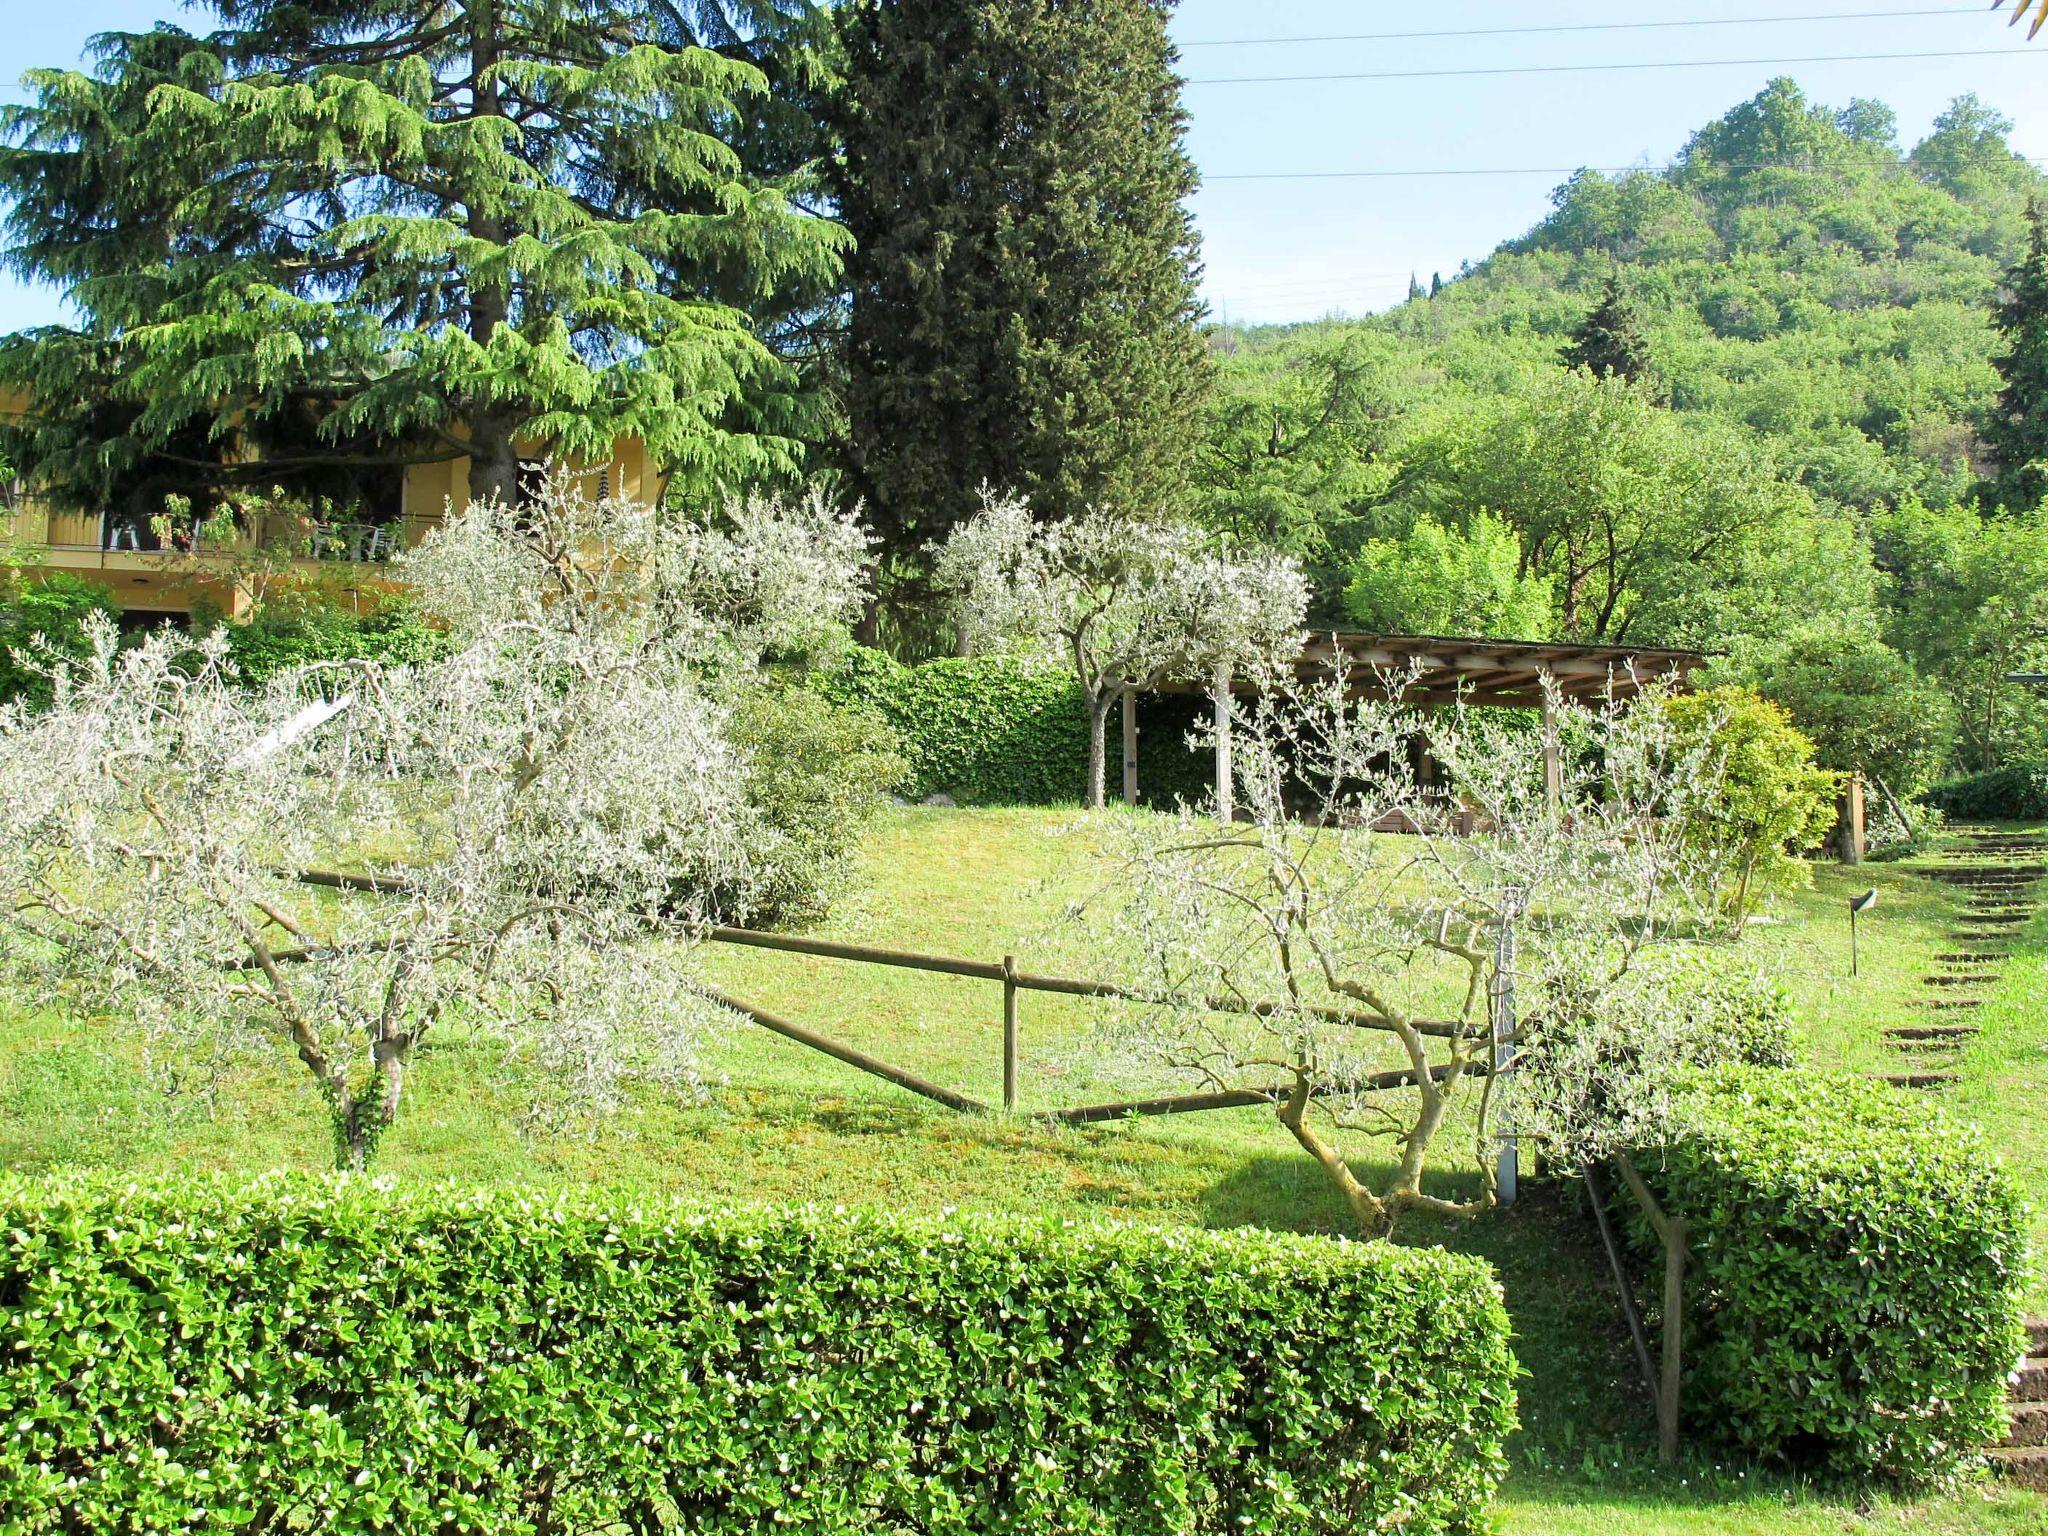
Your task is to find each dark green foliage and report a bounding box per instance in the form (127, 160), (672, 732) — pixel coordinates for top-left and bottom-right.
(0, 1174), (1518, 1535)
(0, 1), (844, 513)
(1634, 1069), (2028, 1482)
(1562, 275), (1654, 386)
(830, 0), (1210, 569)
(1738, 627), (1955, 797)
(0, 571), (118, 705)
(1988, 201), (2048, 509)
(1922, 760), (2048, 821)
(821, 646), (1211, 806)
(219, 600), (450, 686)
(721, 684), (904, 924)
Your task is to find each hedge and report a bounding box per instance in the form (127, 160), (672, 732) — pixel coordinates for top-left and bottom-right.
(1922, 761), (2048, 823)
(1633, 1069), (2029, 1481)
(822, 645), (1212, 806)
(0, 1175), (1518, 1535)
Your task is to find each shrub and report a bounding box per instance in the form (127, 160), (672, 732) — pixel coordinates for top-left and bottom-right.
(0, 1175), (1517, 1536)
(1516, 948), (1797, 1161)
(1923, 761), (2048, 822)
(1661, 687), (1842, 926)
(0, 571), (119, 705)
(1632, 1069), (2029, 1482)
(719, 684), (904, 924)
(221, 596), (450, 684)
(821, 645), (1212, 806)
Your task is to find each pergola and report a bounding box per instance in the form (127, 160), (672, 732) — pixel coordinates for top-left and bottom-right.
(1125, 631), (1709, 817)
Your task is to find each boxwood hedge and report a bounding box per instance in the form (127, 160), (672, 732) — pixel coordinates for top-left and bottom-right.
(1922, 761), (2048, 823)
(0, 1175), (1517, 1535)
(1633, 1069), (2029, 1481)
(821, 645), (1213, 807)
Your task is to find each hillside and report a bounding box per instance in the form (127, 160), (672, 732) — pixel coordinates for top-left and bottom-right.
(1213, 80), (2040, 515)
(1196, 80), (2048, 779)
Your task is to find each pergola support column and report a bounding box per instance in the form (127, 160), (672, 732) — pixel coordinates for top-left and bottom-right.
(1539, 683), (1563, 809)
(1121, 687), (1139, 807)
(1213, 663), (1234, 825)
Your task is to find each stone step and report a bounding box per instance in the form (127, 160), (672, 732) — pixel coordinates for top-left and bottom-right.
(1990, 1446), (2048, 1490)
(1906, 998), (1982, 1010)
(1884, 1025), (1980, 1041)
(2009, 1404), (2048, 1450)
(2016, 1357), (2048, 1404)
(1888, 1039), (1960, 1054)
(1873, 1071), (1957, 1088)
(2027, 1318), (2048, 1353)
(1935, 952), (2007, 963)
(1920, 975), (1989, 987)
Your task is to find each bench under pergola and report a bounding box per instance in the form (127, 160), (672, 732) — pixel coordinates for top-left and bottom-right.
(1123, 631), (1709, 817)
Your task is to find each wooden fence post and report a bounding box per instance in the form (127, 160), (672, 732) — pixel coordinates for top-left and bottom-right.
(1213, 663), (1234, 826)
(1614, 1153), (1687, 1463)
(1838, 772), (1866, 866)
(1490, 887), (1523, 1207)
(1002, 954), (1020, 1113)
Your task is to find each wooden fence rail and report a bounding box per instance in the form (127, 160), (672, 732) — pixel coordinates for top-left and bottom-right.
(290, 867), (1479, 1122)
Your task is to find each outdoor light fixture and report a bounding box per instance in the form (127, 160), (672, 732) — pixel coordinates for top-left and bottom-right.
(1849, 888), (1878, 977)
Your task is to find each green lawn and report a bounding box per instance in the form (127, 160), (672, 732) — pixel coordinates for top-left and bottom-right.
(2, 805), (2044, 1535)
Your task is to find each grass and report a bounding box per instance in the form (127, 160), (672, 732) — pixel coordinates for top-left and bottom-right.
(2, 804), (2044, 1535)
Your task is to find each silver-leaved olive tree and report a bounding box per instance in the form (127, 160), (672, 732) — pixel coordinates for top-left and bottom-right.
(0, 474), (869, 1168)
(1081, 675), (1744, 1238)
(934, 492), (1309, 808)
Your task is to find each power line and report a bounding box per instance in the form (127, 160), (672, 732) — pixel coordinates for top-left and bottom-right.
(1203, 155), (2048, 183)
(1184, 47), (2042, 86)
(1179, 7), (1984, 49)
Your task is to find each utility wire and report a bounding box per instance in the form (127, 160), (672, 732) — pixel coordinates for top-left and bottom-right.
(1204, 155), (2048, 182)
(1184, 47), (2041, 86)
(1180, 7), (1985, 49)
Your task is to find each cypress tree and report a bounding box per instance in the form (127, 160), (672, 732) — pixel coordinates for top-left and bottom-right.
(1429, 271), (1444, 298)
(0, 2), (845, 511)
(1989, 201), (2048, 510)
(1407, 273), (1426, 302)
(1564, 274), (1656, 386)
(830, 0), (1210, 578)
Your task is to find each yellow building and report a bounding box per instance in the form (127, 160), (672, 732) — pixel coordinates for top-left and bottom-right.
(1, 390), (665, 622)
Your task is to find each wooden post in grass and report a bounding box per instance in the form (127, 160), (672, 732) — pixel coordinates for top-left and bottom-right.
(1490, 887), (1524, 1208)
(1615, 1153), (1687, 1464)
(1002, 954), (1020, 1113)
(1838, 772), (1866, 866)
(1121, 688), (1139, 807)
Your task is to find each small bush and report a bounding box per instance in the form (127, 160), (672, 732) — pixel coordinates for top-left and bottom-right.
(0, 571), (119, 706)
(222, 597), (450, 684)
(1634, 1069), (2029, 1481)
(0, 1175), (1517, 1536)
(720, 684), (904, 924)
(1923, 761), (2048, 822)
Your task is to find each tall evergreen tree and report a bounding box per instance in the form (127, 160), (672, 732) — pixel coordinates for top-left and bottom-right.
(1563, 274), (1656, 386)
(829, 0), (1209, 580)
(0, 1), (845, 511)
(1406, 273), (1426, 302)
(1989, 201), (2048, 510)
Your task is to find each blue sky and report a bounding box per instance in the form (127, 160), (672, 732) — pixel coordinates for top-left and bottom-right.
(1, 1), (2043, 331)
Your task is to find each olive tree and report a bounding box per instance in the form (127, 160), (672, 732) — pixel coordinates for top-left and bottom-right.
(0, 474), (869, 1168)
(1082, 676), (1734, 1238)
(934, 493), (1308, 807)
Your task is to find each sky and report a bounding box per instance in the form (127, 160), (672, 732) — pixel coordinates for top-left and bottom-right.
(0, 0), (2043, 332)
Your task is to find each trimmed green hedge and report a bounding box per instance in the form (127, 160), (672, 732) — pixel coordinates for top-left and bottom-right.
(1636, 1069), (2029, 1481)
(0, 1175), (1518, 1535)
(221, 599), (451, 686)
(1922, 761), (2048, 823)
(822, 645), (1212, 806)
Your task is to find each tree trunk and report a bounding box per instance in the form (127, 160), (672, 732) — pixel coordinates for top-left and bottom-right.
(463, 1), (521, 510)
(1086, 692), (1111, 809)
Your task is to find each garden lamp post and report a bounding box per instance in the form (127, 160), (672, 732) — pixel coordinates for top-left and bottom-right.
(1849, 888), (1877, 977)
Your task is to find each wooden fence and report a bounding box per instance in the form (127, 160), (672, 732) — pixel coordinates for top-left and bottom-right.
(293, 868), (1479, 1124)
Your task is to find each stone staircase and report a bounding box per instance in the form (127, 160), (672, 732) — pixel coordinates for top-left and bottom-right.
(1876, 829), (2043, 1090)
(1992, 1316), (2048, 1489)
